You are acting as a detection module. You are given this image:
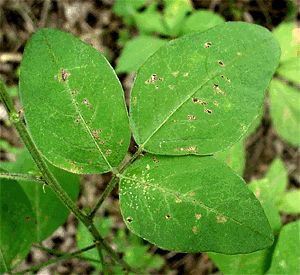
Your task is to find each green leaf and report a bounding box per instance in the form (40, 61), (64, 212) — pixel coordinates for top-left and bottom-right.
(116, 36), (167, 74)
(273, 22), (299, 63)
(246, 158), (287, 231)
(119, 154), (273, 254)
(1, 150), (80, 242)
(273, 22), (299, 83)
(181, 10), (224, 34)
(267, 221), (300, 275)
(264, 158), (288, 203)
(207, 165), (284, 275)
(248, 179), (282, 234)
(269, 80), (300, 146)
(246, 105), (263, 136)
(130, 22), (280, 155)
(113, 0), (146, 25)
(278, 190), (300, 214)
(77, 217), (113, 269)
(215, 139), (245, 176)
(19, 28), (130, 174)
(133, 3), (168, 35)
(163, 0), (192, 36)
(208, 249), (272, 275)
(0, 170), (36, 272)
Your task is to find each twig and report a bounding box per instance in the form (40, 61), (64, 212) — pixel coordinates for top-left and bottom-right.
(13, 244), (97, 274)
(33, 244), (101, 264)
(88, 175), (119, 219)
(39, 0), (51, 28)
(0, 53), (22, 63)
(89, 147), (144, 220)
(275, 74), (300, 90)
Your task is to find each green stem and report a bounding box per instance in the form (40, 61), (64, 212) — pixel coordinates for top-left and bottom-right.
(0, 80), (136, 273)
(0, 81), (108, 268)
(89, 147), (144, 220)
(275, 73), (300, 90)
(13, 244), (97, 274)
(0, 172), (45, 184)
(88, 175), (119, 219)
(33, 244), (101, 263)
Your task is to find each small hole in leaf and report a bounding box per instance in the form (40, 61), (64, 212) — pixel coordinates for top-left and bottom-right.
(71, 90), (77, 96)
(152, 157), (159, 163)
(187, 114), (196, 120)
(165, 214), (171, 220)
(145, 74), (158, 84)
(218, 60), (225, 67)
(204, 109), (212, 114)
(220, 75), (231, 83)
(75, 117), (80, 123)
(192, 98), (207, 105)
(61, 69), (70, 81)
(126, 216), (133, 223)
(204, 42), (212, 48)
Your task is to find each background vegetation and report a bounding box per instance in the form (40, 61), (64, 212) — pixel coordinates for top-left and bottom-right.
(0, 0), (299, 274)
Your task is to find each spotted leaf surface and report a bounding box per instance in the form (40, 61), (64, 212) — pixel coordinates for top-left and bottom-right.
(130, 22), (280, 155)
(19, 29), (130, 174)
(119, 155), (273, 254)
(207, 173), (284, 275)
(0, 170), (36, 272)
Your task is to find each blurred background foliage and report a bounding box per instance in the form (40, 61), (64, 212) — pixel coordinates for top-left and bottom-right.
(0, 0), (299, 274)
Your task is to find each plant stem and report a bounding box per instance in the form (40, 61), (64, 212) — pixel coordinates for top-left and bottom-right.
(0, 80), (136, 273)
(88, 175), (119, 219)
(0, 81), (109, 269)
(0, 172), (45, 184)
(275, 74), (300, 90)
(14, 244), (97, 274)
(89, 146), (144, 220)
(33, 244), (101, 263)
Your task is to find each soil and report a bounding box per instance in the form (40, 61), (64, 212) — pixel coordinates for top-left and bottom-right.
(0, 0), (299, 274)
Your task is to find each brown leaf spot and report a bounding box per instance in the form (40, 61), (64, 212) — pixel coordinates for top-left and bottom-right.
(204, 42), (212, 48)
(195, 213), (202, 220)
(61, 69), (70, 81)
(192, 226), (198, 234)
(216, 215), (227, 223)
